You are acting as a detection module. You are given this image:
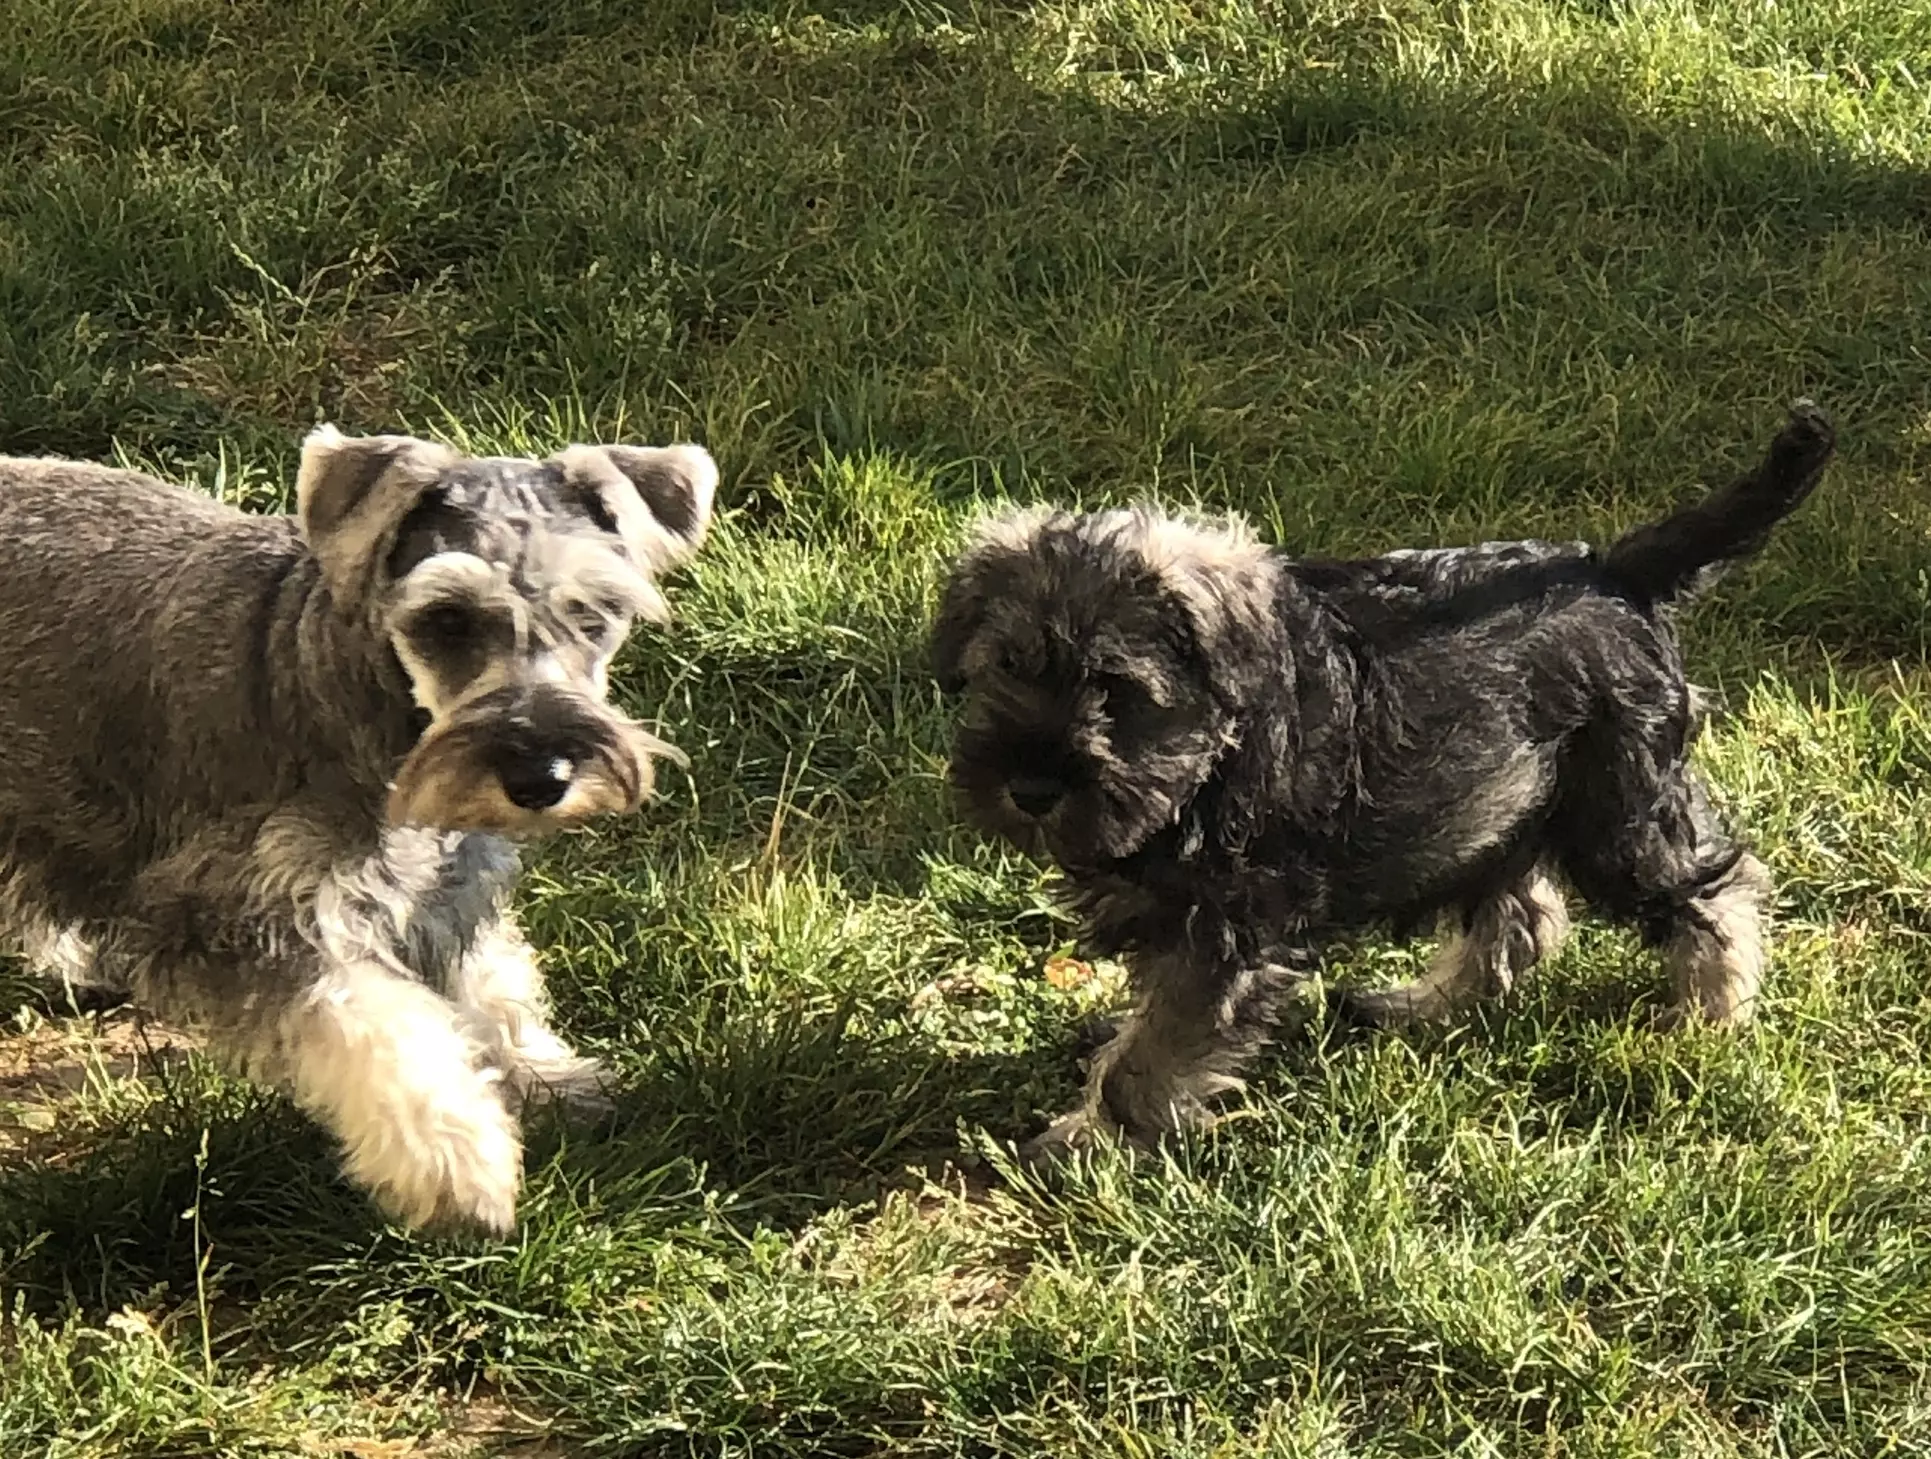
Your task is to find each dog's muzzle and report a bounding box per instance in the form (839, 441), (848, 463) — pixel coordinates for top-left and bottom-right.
(386, 685), (686, 837)
(1007, 775), (1067, 819)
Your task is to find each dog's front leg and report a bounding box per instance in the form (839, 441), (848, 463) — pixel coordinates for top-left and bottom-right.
(1022, 952), (1302, 1164)
(452, 913), (613, 1116)
(274, 946), (525, 1236)
(123, 819), (528, 1236)
(118, 894), (526, 1235)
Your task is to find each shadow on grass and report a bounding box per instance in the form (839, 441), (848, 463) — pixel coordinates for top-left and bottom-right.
(777, 74), (1930, 466)
(0, 1010), (1060, 1326)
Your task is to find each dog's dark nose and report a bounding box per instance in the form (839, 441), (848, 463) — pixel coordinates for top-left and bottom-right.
(1008, 776), (1066, 818)
(499, 754), (575, 811)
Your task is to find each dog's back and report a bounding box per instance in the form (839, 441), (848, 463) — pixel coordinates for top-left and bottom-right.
(1287, 400), (1836, 651)
(1287, 539), (1613, 647)
(0, 459), (331, 920)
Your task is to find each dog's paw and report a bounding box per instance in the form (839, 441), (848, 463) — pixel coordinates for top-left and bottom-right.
(429, 1174), (520, 1240)
(1070, 1015), (1122, 1063)
(355, 1090), (525, 1240)
(1017, 1102), (1123, 1172)
(425, 1132), (524, 1239)
(504, 1052), (616, 1119)
(1327, 974), (1480, 1032)
(1325, 982), (1417, 1031)
(1652, 994), (1758, 1034)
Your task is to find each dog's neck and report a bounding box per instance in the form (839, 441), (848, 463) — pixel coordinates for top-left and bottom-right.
(1186, 562), (1361, 849)
(280, 555), (424, 820)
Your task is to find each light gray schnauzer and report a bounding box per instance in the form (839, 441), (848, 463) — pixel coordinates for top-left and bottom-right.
(0, 424), (715, 1235)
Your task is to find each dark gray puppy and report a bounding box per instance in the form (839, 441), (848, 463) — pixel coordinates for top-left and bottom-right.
(932, 402), (1835, 1159)
(0, 424), (715, 1233)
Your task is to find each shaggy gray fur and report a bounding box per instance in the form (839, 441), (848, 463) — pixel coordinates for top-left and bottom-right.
(0, 424), (715, 1234)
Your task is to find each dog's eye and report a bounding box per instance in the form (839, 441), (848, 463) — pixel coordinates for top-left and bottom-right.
(566, 601), (620, 646)
(1099, 675), (1155, 718)
(415, 604), (480, 649)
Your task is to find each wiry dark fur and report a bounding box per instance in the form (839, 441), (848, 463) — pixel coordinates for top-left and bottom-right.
(932, 401), (1836, 1158)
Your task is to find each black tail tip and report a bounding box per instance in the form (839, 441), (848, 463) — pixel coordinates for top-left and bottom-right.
(1775, 397), (1836, 465)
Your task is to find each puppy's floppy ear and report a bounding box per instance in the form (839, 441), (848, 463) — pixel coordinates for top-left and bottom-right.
(1128, 510), (1277, 700)
(297, 423), (460, 602)
(554, 444), (718, 575)
(931, 509), (1059, 694)
(930, 552), (992, 696)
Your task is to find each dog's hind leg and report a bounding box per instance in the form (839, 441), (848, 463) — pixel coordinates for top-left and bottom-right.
(452, 914), (612, 1116)
(19, 921), (97, 986)
(0, 867), (124, 1011)
(1024, 953), (1300, 1161)
(18, 922), (129, 1014)
(1332, 866), (1571, 1028)
(1657, 849), (1769, 1026)
(1555, 732), (1769, 1028)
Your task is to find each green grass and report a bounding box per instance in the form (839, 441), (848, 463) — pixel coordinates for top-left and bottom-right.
(3, 0), (1931, 1452)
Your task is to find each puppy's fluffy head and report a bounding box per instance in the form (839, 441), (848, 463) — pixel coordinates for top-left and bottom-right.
(930, 506), (1278, 864)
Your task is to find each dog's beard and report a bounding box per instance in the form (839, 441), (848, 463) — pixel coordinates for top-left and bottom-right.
(948, 721), (1222, 867)
(386, 686), (685, 838)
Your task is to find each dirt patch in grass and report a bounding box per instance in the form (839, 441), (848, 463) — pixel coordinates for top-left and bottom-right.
(0, 1003), (202, 1154)
(329, 1389), (571, 1458)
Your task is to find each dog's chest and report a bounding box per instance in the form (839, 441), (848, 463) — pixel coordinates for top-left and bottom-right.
(1068, 842), (1331, 964)
(369, 828), (520, 980)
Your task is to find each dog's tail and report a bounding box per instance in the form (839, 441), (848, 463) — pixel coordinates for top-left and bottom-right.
(1600, 399), (1836, 605)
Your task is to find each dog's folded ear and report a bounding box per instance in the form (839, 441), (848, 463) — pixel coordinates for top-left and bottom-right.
(931, 511), (1061, 695)
(297, 424), (460, 602)
(553, 444), (718, 575)
(931, 536), (1017, 695)
(929, 563), (986, 696)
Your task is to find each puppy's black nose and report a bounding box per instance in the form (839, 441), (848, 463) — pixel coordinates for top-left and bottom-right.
(499, 754), (575, 811)
(1008, 776), (1065, 818)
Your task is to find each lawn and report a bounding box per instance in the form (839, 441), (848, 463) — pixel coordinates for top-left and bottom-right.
(3, 0), (1931, 1453)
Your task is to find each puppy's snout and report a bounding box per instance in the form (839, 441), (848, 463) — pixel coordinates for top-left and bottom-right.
(1008, 776), (1067, 818)
(388, 680), (686, 836)
(486, 706), (598, 812)
(496, 749), (577, 811)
